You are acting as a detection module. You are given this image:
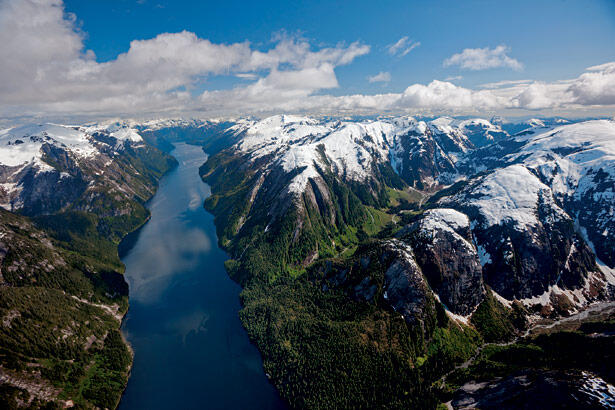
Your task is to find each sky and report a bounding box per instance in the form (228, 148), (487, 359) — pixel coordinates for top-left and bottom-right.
(0, 0), (614, 121)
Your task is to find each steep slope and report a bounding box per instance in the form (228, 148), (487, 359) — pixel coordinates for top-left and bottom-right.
(437, 120), (615, 314)
(0, 123), (176, 220)
(204, 116), (615, 314)
(0, 206), (131, 408)
(201, 115), (615, 408)
(200, 115), (489, 280)
(509, 120), (615, 268)
(0, 122), (175, 408)
(439, 164), (603, 311)
(201, 115), (497, 407)
(399, 208), (485, 316)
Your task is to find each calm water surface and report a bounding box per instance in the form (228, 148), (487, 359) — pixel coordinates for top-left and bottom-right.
(119, 143), (285, 410)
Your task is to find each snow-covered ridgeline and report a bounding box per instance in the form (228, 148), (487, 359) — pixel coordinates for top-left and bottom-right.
(510, 120), (615, 201)
(229, 114), (497, 194)
(0, 122), (148, 212)
(440, 120), (615, 231)
(0, 122), (144, 169)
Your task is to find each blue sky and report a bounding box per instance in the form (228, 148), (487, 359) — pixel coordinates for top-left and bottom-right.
(1, 0), (614, 119)
(64, 0), (615, 90)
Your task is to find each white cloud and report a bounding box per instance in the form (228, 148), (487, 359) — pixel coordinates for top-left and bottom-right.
(443, 45), (523, 71)
(202, 62), (615, 116)
(387, 37), (420, 57)
(568, 62), (615, 105)
(0, 1), (614, 119)
(444, 75), (463, 82)
(479, 79), (532, 89)
(399, 80), (505, 111)
(368, 71), (391, 83)
(512, 82), (561, 109)
(0, 0), (368, 117)
(236, 73), (258, 80)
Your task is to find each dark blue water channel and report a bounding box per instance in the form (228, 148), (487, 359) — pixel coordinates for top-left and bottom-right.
(119, 143), (285, 410)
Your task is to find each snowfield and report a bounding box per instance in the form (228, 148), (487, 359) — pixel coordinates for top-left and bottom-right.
(230, 114), (489, 194)
(511, 120), (615, 201)
(0, 122), (145, 170)
(447, 164), (568, 229)
(0, 124), (97, 167)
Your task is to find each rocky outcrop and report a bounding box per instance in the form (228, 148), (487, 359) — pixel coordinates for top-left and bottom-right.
(380, 240), (435, 327)
(399, 208), (484, 315)
(313, 239), (437, 328)
(439, 164), (607, 310)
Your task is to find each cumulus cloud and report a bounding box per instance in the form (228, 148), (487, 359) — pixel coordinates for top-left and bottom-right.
(0, 0), (368, 117)
(0, 0), (614, 119)
(218, 61), (615, 116)
(398, 81), (508, 111)
(387, 37), (420, 57)
(443, 45), (523, 71)
(568, 62), (615, 105)
(368, 72), (391, 83)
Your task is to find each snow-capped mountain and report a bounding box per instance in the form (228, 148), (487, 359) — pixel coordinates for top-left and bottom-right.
(0, 122), (173, 217)
(508, 120), (615, 267)
(228, 114), (496, 194)
(438, 120), (615, 312)
(204, 115), (615, 316)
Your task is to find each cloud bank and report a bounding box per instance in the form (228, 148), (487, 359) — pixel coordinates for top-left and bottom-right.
(0, 0), (614, 120)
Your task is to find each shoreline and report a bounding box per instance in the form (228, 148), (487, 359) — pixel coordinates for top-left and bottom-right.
(113, 150), (179, 410)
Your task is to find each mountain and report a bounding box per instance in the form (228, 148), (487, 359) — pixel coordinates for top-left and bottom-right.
(200, 114), (499, 275)
(201, 114), (615, 408)
(0, 122), (176, 219)
(0, 122), (175, 408)
(204, 115), (614, 313)
(443, 120), (615, 311)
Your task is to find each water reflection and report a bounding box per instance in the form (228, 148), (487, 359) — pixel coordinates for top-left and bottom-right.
(119, 143), (285, 410)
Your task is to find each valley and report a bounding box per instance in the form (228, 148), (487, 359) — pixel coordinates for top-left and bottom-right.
(118, 143), (284, 410)
(1, 1), (613, 408)
(0, 115), (614, 409)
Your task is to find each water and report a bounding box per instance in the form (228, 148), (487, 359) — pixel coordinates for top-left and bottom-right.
(119, 143), (285, 410)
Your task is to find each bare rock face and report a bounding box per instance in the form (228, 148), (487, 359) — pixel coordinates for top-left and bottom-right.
(380, 240), (435, 326)
(440, 166), (603, 305)
(313, 239), (437, 329)
(399, 208), (485, 315)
